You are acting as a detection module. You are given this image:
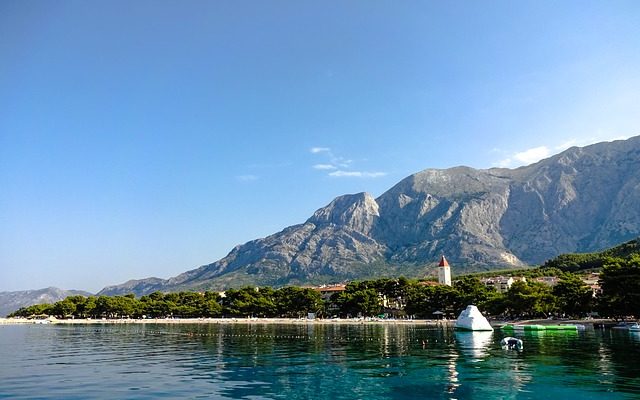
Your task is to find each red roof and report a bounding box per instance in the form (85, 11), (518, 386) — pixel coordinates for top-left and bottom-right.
(313, 284), (347, 293)
(438, 255), (449, 267)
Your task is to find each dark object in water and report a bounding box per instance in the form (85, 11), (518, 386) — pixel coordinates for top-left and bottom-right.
(501, 336), (523, 350)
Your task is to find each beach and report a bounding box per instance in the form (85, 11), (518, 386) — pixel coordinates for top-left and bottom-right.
(0, 316), (454, 326)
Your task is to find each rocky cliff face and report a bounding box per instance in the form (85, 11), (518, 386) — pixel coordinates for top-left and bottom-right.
(500, 138), (640, 262)
(99, 136), (640, 296)
(374, 167), (518, 267)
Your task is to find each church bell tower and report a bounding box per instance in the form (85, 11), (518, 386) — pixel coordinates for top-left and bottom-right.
(438, 255), (452, 286)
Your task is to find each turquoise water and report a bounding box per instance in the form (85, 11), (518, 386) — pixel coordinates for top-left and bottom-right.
(1, 323), (639, 399)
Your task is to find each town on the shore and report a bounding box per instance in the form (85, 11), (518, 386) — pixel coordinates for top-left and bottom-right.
(7, 245), (640, 322)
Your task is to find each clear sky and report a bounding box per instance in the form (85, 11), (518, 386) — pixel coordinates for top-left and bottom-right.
(1, 1), (639, 293)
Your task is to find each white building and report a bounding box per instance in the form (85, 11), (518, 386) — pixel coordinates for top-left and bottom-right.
(481, 276), (527, 293)
(535, 276), (558, 287)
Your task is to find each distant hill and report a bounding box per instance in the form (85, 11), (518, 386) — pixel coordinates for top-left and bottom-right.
(100, 136), (640, 296)
(0, 287), (93, 317)
(541, 237), (640, 272)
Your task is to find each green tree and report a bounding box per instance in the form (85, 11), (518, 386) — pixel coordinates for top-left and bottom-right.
(201, 299), (223, 317)
(83, 296), (97, 318)
(149, 291), (165, 301)
(453, 276), (496, 310)
(503, 281), (556, 318)
(139, 291), (168, 317)
(221, 287), (277, 317)
(404, 285), (431, 318)
(482, 292), (508, 316)
(552, 274), (593, 317)
(598, 255), (640, 318)
(405, 284), (462, 318)
(94, 296), (114, 318)
(199, 291), (222, 317)
(275, 287), (324, 318)
(372, 277), (412, 312)
(65, 295), (89, 318)
(333, 287), (382, 317)
(351, 288), (382, 317)
(52, 299), (76, 318)
(172, 292), (205, 318)
(111, 295), (139, 318)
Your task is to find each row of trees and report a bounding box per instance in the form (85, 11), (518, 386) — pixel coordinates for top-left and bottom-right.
(9, 287), (323, 319)
(9, 255), (640, 320)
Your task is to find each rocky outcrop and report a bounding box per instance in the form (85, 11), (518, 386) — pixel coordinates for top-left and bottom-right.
(308, 193), (380, 235)
(99, 136), (640, 296)
(374, 167), (518, 267)
(500, 137), (640, 262)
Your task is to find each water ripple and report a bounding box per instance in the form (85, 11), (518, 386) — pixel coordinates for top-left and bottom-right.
(1, 324), (640, 399)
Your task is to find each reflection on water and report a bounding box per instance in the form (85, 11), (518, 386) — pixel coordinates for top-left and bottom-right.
(1, 323), (640, 399)
(445, 347), (460, 395)
(455, 331), (493, 359)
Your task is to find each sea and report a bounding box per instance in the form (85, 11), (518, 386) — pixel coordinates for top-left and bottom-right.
(1, 322), (639, 399)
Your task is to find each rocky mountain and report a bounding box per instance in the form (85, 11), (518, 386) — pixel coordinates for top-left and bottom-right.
(100, 136), (640, 296)
(0, 287), (93, 317)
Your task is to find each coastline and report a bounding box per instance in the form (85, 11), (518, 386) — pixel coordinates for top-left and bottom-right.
(1, 317), (620, 328)
(0, 317), (455, 326)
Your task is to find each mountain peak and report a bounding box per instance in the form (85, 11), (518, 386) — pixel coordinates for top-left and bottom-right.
(307, 192), (379, 234)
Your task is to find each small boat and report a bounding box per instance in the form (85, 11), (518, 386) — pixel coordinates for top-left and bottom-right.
(629, 323), (640, 332)
(501, 336), (523, 350)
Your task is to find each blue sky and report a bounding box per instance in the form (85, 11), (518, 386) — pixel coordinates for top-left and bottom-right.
(1, 1), (639, 293)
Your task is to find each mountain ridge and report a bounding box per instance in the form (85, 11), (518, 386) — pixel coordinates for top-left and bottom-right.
(0, 287), (93, 317)
(99, 136), (640, 296)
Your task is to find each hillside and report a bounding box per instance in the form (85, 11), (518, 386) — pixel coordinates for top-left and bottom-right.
(0, 287), (93, 317)
(100, 136), (640, 296)
(541, 237), (640, 272)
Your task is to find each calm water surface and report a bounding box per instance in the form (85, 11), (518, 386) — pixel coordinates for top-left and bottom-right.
(1, 323), (639, 399)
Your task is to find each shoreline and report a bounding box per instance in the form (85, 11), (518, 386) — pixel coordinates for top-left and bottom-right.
(0, 317), (620, 328)
(0, 317), (455, 326)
